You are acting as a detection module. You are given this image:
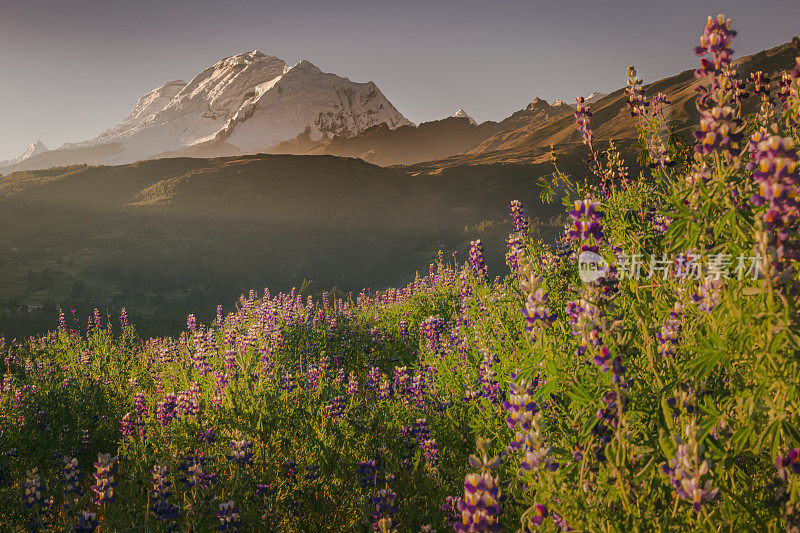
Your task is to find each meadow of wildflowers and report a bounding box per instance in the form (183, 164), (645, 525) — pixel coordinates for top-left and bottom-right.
(2, 14), (800, 531)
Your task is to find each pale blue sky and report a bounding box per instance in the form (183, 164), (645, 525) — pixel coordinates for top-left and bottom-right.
(1, 0), (798, 159)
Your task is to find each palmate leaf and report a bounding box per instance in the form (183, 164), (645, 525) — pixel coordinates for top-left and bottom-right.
(686, 337), (729, 380)
(565, 381), (595, 406)
(731, 425), (754, 455)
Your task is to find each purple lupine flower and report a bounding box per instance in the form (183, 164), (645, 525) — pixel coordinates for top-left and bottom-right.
(747, 134), (800, 285)
(357, 459), (380, 489)
(421, 438), (440, 475)
(516, 410), (559, 475)
(566, 199), (604, 253)
(58, 309), (67, 333)
(653, 213), (672, 234)
(305, 364), (320, 393)
(91, 454), (117, 505)
(279, 372), (295, 392)
(529, 504), (549, 528)
(62, 457), (82, 500)
(305, 463), (320, 481)
(624, 65), (648, 116)
(74, 511), (99, 532)
(177, 383), (201, 418)
(575, 96), (593, 145)
(478, 350), (501, 403)
(120, 411), (145, 441)
(666, 384), (696, 418)
(660, 420), (720, 512)
(282, 460), (298, 482)
(749, 70), (771, 98)
(565, 298), (603, 358)
(776, 448), (800, 481)
(371, 488), (398, 531)
(23, 468), (42, 506)
(120, 412), (136, 439)
(694, 104), (743, 157)
(420, 315), (445, 354)
(186, 314), (197, 332)
(182, 452), (217, 488)
(693, 14), (736, 78)
(592, 391), (620, 452)
(521, 284), (557, 342)
(325, 396), (346, 419)
(648, 136), (675, 168)
(393, 366), (411, 400)
(651, 92), (671, 115)
(256, 483), (274, 498)
(226, 437), (253, 465)
(198, 428), (216, 443)
(454, 439), (502, 532)
(442, 496), (461, 529)
(347, 372), (359, 395)
(469, 240), (488, 281)
(455, 472), (502, 532)
(379, 377), (392, 400)
(119, 308), (129, 328)
(509, 200), (528, 233)
(503, 376), (538, 436)
(691, 277), (724, 313)
(777, 71), (794, 110)
(399, 317), (409, 337)
(156, 393), (178, 427)
(506, 234), (524, 274)
(150, 463), (179, 522)
(217, 501), (241, 532)
(656, 302), (683, 357)
(592, 345), (614, 372)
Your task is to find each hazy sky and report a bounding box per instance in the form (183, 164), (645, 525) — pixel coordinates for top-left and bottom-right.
(1, 0), (799, 160)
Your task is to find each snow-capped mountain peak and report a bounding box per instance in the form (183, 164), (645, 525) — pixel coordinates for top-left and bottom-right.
(22, 140), (48, 159)
(121, 80), (187, 128)
(453, 109), (477, 125)
(0, 140), (49, 168)
(568, 92), (608, 108)
(586, 92), (607, 102)
(4, 52), (412, 170)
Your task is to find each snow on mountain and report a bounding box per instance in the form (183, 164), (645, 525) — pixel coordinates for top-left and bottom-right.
(215, 59), (413, 152)
(120, 80), (187, 129)
(568, 92), (608, 108)
(4, 51), (411, 170)
(0, 140), (49, 167)
(452, 109), (477, 125)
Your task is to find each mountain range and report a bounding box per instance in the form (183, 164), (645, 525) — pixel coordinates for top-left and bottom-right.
(0, 47), (609, 172)
(0, 51), (411, 172)
(3, 41), (796, 175)
(1, 40), (797, 338)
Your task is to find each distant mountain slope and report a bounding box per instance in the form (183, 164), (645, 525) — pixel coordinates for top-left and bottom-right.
(453, 109), (477, 125)
(1, 51), (410, 172)
(290, 41), (795, 171)
(0, 140), (49, 167)
(481, 43), (794, 155)
(302, 117), (503, 166)
(0, 153), (565, 337)
(295, 97), (572, 166)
